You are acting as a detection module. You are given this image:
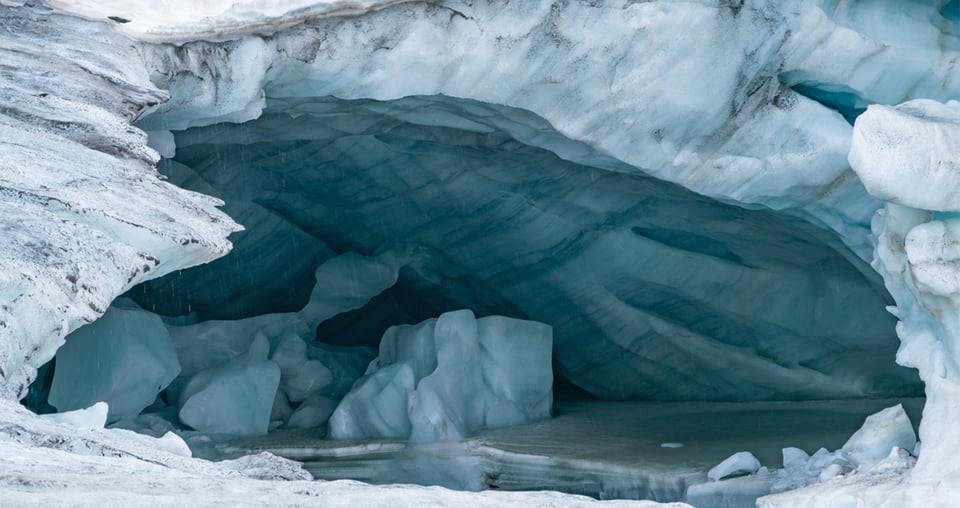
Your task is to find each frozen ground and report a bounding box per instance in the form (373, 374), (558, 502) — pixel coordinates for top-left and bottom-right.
(218, 398), (924, 506)
(0, 399), (686, 508)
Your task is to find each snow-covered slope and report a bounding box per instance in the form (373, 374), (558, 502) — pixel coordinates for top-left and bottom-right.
(0, 4), (240, 400)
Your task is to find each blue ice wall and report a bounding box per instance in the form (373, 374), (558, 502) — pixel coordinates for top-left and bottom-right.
(132, 95), (920, 402)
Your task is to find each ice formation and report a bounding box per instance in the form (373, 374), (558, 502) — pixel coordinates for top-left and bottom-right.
(329, 310), (553, 441)
(708, 452), (762, 482)
(48, 302), (180, 422)
(0, 0), (959, 506)
(840, 404), (916, 469)
(178, 332), (281, 439)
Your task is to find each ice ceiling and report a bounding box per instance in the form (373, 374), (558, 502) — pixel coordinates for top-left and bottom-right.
(132, 94), (918, 402)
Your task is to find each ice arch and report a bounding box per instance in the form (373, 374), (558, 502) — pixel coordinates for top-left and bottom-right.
(129, 94), (919, 402)
(112, 0), (954, 404)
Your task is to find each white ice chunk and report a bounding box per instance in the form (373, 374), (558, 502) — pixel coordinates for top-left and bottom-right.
(781, 447), (810, 469)
(286, 394), (340, 430)
(40, 401), (109, 429)
(841, 404), (916, 469)
(155, 431), (192, 458)
(849, 100), (960, 212)
(818, 463), (843, 482)
(807, 447), (846, 473)
(330, 310), (552, 442)
(708, 451), (762, 481)
(178, 334), (281, 440)
(48, 306), (181, 422)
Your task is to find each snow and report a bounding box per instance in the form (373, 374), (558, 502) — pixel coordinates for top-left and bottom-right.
(0, 4), (240, 401)
(39, 402), (109, 430)
(4, 400), (686, 508)
(46, 0), (414, 42)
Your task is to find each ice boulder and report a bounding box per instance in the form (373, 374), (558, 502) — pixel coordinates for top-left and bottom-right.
(286, 394), (340, 430)
(708, 451), (762, 481)
(306, 342), (377, 397)
(283, 360), (334, 403)
(48, 305), (180, 423)
(850, 100), (960, 212)
(178, 333), (281, 439)
(328, 363), (416, 439)
(329, 310), (552, 441)
(40, 401), (109, 429)
(169, 250), (405, 383)
(841, 404), (917, 469)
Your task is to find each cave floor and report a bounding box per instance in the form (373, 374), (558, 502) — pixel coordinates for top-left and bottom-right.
(219, 398), (924, 503)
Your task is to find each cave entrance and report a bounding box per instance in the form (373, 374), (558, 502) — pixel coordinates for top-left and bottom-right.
(26, 94), (923, 504)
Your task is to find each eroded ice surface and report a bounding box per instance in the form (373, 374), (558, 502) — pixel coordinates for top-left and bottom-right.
(330, 310), (552, 441)
(0, 4), (239, 401)
(178, 333), (281, 439)
(143, 95), (917, 403)
(840, 404), (916, 469)
(842, 98), (960, 507)
(2, 1), (960, 506)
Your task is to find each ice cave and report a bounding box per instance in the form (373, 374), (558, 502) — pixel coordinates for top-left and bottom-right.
(1, 1), (959, 507)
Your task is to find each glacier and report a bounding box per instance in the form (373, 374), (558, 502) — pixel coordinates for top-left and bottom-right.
(1, 0), (959, 507)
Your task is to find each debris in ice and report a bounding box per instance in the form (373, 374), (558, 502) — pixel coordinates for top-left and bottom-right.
(708, 451), (762, 481)
(40, 401), (109, 429)
(840, 404), (916, 469)
(218, 451), (313, 481)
